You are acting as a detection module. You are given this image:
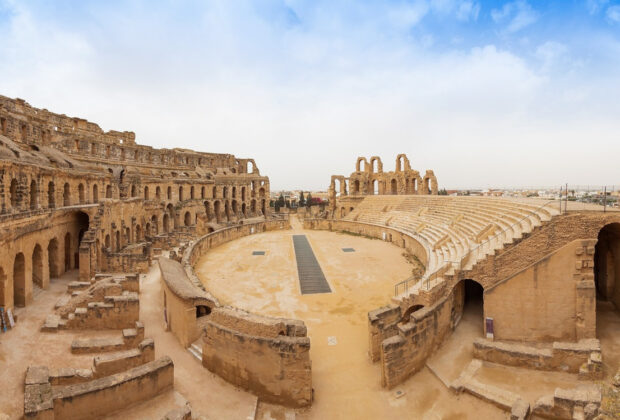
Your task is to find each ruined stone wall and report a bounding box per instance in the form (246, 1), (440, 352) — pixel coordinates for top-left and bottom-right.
(327, 154), (438, 217)
(0, 95), (271, 312)
(202, 310), (312, 407)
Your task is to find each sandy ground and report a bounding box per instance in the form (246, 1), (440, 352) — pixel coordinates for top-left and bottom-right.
(196, 216), (507, 419)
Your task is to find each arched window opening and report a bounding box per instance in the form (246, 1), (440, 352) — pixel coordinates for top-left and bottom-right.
(196, 305), (211, 318)
(29, 179), (38, 210)
(48, 182), (55, 208)
(13, 253), (26, 307)
(63, 183), (71, 206)
(10, 179), (19, 209)
(184, 211), (191, 226)
(93, 184), (99, 203)
(32, 244), (43, 288)
(78, 183), (85, 204)
(48, 239), (59, 279)
(106, 184), (112, 199)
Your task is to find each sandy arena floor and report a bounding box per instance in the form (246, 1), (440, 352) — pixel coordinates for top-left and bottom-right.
(194, 216), (507, 419)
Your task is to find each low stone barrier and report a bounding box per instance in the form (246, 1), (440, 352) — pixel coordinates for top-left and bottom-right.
(25, 356), (174, 419)
(203, 307), (312, 407)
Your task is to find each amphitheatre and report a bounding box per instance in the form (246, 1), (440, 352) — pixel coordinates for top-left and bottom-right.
(0, 94), (619, 420)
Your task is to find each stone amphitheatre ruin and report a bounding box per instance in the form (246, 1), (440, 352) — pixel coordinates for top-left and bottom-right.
(0, 95), (619, 419)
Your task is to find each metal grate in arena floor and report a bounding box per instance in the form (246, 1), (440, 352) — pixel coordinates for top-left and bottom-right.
(342, 248), (355, 252)
(292, 235), (331, 295)
(252, 251), (266, 255)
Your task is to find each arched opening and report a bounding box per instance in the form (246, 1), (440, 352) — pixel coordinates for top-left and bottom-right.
(214, 201), (221, 223)
(10, 179), (18, 209)
(179, 186), (184, 201)
(151, 215), (158, 235)
(190, 186), (195, 199)
(212, 186), (217, 198)
(135, 224), (142, 242)
(402, 304), (424, 322)
(594, 223), (620, 306)
(184, 211), (191, 226)
(48, 182), (55, 208)
(32, 244), (43, 288)
(411, 178), (418, 194)
(204, 202), (213, 222)
(196, 305), (211, 318)
(232, 200), (238, 215)
(29, 179), (38, 210)
(0, 267), (5, 308)
(241, 187), (246, 201)
(452, 279), (484, 335)
(124, 227), (131, 245)
(225, 201), (231, 221)
(93, 184), (99, 203)
(156, 186), (161, 200)
(390, 179), (397, 195)
(232, 186), (236, 198)
(261, 199), (266, 216)
(13, 253), (26, 307)
(424, 178), (431, 194)
(48, 238), (59, 279)
(115, 230), (120, 251)
(105, 234), (111, 250)
(354, 179), (360, 194)
(144, 186), (149, 200)
(372, 179), (379, 195)
(251, 200), (256, 214)
(63, 183), (71, 206)
(242, 203), (247, 217)
(258, 187), (265, 198)
(131, 185), (137, 198)
(163, 214), (170, 233)
(223, 187), (228, 199)
(201, 186), (205, 199)
(167, 186), (172, 200)
(64, 233), (72, 271)
(341, 207), (345, 218)
(106, 185), (112, 199)
(78, 183), (85, 204)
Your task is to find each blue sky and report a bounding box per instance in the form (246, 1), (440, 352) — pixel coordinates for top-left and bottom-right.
(0, 0), (619, 190)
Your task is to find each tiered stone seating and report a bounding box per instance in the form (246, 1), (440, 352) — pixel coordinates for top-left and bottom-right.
(343, 195), (560, 299)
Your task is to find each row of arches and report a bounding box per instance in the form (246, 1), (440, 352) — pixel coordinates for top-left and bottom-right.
(0, 211), (89, 309)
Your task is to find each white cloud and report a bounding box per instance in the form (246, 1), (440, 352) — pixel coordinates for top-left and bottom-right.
(430, 0), (481, 21)
(586, 0), (609, 14)
(607, 5), (620, 22)
(491, 1), (539, 33)
(0, 1), (618, 190)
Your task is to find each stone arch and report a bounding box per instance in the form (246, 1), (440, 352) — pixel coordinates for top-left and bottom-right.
(241, 186), (246, 201)
(135, 224), (142, 242)
(372, 178), (379, 195)
(151, 215), (158, 235)
(223, 187), (228, 199)
(131, 184), (137, 198)
(250, 199), (256, 214)
(48, 181), (55, 208)
(201, 186), (205, 199)
(32, 244), (43, 288)
(10, 178), (19, 209)
(232, 186), (237, 198)
(423, 171), (438, 195)
(594, 223), (620, 305)
(144, 186), (150, 200)
(13, 252), (26, 307)
(212, 186), (217, 198)
(63, 183), (71, 206)
(214, 200), (222, 223)
(259, 187), (265, 198)
(184, 211), (192, 226)
(242, 203), (247, 217)
(225, 201), (231, 221)
(48, 238), (59, 278)
(232, 200), (238, 215)
(105, 234), (111, 250)
(93, 184), (99, 203)
(369, 156), (383, 173)
(191, 186), (195, 200)
(78, 183), (85, 204)
(167, 186), (172, 200)
(163, 214), (170, 233)
(179, 186), (184, 201)
(156, 186), (161, 200)
(390, 179), (397, 195)
(402, 304), (424, 322)
(29, 179), (38, 210)
(355, 157), (368, 172)
(452, 279), (484, 334)
(353, 179), (360, 194)
(395, 154), (411, 172)
(261, 199), (266, 216)
(64, 233), (72, 271)
(115, 230), (120, 251)
(106, 184), (112, 199)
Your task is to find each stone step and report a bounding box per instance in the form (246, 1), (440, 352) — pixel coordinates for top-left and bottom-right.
(187, 344), (202, 362)
(55, 294), (71, 309)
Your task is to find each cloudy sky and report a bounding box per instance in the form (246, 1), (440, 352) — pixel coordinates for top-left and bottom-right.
(0, 0), (619, 190)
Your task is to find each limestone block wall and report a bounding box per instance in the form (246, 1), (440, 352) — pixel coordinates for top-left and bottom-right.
(484, 239), (597, 342)
(24, 357), (174, 419)
(202, 308), (312, 407)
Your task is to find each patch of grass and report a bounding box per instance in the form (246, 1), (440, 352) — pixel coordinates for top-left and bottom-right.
(600, 383), (620, 419)
(402, 252), (425, 279)
(336, 230), (378, 240)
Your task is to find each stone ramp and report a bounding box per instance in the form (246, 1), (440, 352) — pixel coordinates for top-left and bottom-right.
(292, 235), (331, 295)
